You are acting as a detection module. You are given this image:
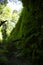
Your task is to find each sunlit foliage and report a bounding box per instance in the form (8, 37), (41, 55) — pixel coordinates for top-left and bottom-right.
(0, 0), (22, 40)
(1, 6), (12, 20)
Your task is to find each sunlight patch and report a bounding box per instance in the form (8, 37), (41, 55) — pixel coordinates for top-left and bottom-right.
(0, 0), (23, 39)
(6, 0), (23, 36)
(0, 32), (3, 41)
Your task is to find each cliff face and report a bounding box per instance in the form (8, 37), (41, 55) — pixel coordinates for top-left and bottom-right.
(7, 0), (43, 64)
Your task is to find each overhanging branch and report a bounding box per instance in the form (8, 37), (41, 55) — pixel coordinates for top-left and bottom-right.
(0, 20), (7, 26)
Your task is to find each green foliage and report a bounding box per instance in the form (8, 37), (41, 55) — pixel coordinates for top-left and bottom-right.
(7, 0), (43, 64)
(0, 1), (22, 64)
(1, 6), (12, 20)
(0, 3), (5, 14)
(0, 0), (43, 65)
(0, 2), (20, 41)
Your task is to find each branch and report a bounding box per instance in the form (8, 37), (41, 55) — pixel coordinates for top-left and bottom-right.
(0, 20), (7, 26)
(12, 38), (22, 42)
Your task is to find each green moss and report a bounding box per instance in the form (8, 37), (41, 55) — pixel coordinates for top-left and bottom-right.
(7, 0), (43, 64)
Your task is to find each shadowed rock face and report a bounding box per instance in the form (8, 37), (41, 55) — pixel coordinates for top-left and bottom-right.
(0, 48), (32, 65)
(7, 0), (43, 65)
(0, 0), (43, 65)
(21, 0), (43, 9)
(8, 57), (32, 65)
(5, 51), (32, 65)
